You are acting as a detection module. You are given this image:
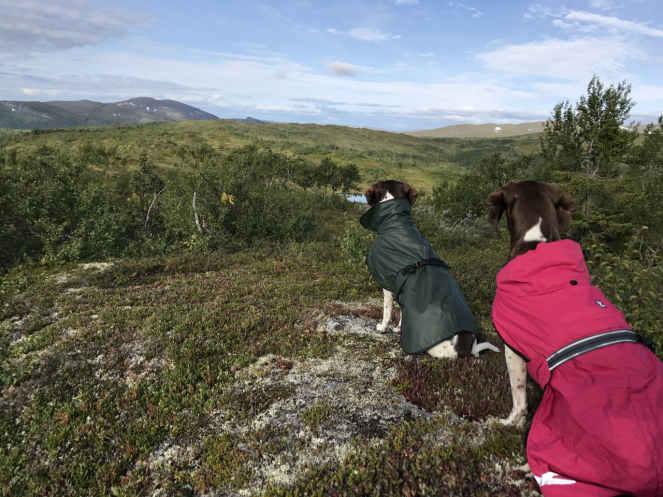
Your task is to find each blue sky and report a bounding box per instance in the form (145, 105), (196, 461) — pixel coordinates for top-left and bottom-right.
(1, 0), (662, 130)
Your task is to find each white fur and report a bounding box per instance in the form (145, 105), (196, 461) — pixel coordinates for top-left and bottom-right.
(379, 290), (500, 359)
(376, 289), (393, 332)
(427, 339), (458, 359)
(500, 345), (528, 427)
(500, 217), (549, 427)
(523, 217), (547, 243)
(380, 191), (395, 202)
(534, 472), (576, 486)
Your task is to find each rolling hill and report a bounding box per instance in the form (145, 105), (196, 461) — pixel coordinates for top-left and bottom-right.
(0, 119), (540, 190)
(409, 121), (545, 139)
(0, 97), (219, 129)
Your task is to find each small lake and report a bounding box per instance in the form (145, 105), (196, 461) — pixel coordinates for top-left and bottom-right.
(345, 193), (367, 204)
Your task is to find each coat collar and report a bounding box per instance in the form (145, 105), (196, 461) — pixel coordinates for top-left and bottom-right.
(360, 198), (412, 233)
(496, 240), (590, 296)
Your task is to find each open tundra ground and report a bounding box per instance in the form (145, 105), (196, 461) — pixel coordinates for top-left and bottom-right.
(2, 102), (662, 496)
(1, 225), (544, 497)
(0, 120), (539, 190)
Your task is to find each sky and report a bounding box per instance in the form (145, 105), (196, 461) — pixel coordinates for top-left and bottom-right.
(1, 0), (662, 131)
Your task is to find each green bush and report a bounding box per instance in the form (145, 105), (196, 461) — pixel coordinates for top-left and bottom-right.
(0, 144), (366, 271)
(585, 228), (663, 354)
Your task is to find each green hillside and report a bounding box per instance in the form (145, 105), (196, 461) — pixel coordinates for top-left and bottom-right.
(1, 119), (539, 190)
(409, 121), (545, 139)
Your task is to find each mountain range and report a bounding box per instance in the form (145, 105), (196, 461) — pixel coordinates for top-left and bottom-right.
(1, 97), (548, 137)
(0, 97), (219, 129)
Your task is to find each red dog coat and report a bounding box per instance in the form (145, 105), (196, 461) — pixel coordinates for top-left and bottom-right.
(492, 240), (663, 496)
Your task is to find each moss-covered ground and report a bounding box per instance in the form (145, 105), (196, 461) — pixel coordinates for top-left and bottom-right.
(0, 210), (543, 496)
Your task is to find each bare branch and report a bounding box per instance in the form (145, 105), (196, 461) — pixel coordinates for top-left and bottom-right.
(144, 186), (166, 232)
(193, 191), (203, 233)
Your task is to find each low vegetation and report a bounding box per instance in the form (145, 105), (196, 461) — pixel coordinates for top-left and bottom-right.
(1, 77), (661, 496)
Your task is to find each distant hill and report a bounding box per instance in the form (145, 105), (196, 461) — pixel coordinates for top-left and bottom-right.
(0, 97), (219, 129)
(1, 118), (540, 191)
(408, 121), (545, 139)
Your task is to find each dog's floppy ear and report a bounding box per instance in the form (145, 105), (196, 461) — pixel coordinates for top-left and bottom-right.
(364, 181), (386, 206)
(405, 185), (418, 206)
(546, 184), (574, 232)
(487, 188), (506, 229)
(556, 191), (574, 232)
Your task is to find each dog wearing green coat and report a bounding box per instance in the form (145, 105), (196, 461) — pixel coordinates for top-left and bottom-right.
(361, 180), (499, 359)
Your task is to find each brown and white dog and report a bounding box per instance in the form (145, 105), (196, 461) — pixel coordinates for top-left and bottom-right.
(367, 180), (500, 359)
(488, 180), (574, 426)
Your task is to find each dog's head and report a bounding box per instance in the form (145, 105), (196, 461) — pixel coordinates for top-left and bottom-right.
(488, 181), (574, 258)
(364, 180), (417, 207)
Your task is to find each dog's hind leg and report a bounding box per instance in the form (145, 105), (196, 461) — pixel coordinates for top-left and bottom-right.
(454, 331), (475, 357)
(427, 340), (458, 359)
(377, 289), (393, 332)
(395, 305), (402, 332)
(500, 345), (528, 428)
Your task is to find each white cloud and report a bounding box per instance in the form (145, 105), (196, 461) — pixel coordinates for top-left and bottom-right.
(449, 1), (483, 18)
(565, 10), (663, 38)
(524, 4), (558, 20)
(327, 26), (400, 42)
(328, 61), (363, 77)
(477, 37), (637, 80)
(0, 0), (141, 55)
(589, 0), (618, 10)
(348, 27), (399, 42)
(525, 4), (663, 38)
(2, 46), (548, 121)
(395, 0), (419, 5)
(551, 18), (599, 33)
(21, 87), (41, 96)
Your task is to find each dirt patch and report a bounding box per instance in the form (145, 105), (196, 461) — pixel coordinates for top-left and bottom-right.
(323, 300), (401, 324)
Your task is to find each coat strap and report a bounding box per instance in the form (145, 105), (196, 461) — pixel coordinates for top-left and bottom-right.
(399, 258), (448, 276)
(547, 330), (642, 372)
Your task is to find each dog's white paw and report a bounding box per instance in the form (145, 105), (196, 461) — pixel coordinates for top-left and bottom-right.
(498, 410), (527, 428)
(393, 325), (401, 333)
(376, 322), (388, 332)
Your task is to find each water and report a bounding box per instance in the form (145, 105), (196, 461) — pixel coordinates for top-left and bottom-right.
(345, 193), (367, 204)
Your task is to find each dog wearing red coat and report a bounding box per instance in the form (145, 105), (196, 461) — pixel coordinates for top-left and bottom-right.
(489, 181), (663, 497)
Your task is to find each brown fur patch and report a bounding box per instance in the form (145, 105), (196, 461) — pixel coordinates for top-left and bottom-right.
(487, 181), (574, 258)
(365, 180), (417, 207)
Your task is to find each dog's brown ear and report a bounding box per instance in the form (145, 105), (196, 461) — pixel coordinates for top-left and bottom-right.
(364, 181), (386, 206)
(556, 191), (574, 232)
(546, 184), (574, 232)
(487, 188), (506, 229)
(406, 185), (418, 206)
(364, 187), (376, 206)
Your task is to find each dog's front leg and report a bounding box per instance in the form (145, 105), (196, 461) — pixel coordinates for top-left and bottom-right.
(377, 289), (393, 332)
(395, 304), (402, 332)
(500, 345), (527, 428)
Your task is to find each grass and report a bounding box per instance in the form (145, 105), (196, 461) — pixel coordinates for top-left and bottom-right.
(0, 243), (356, 494)
(0, 211), (539, 497)
(5, 193), (659, 496)
(1, 120), (538, 190)
(267, 417), (532, 497)
(301, 400), (336, 431)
